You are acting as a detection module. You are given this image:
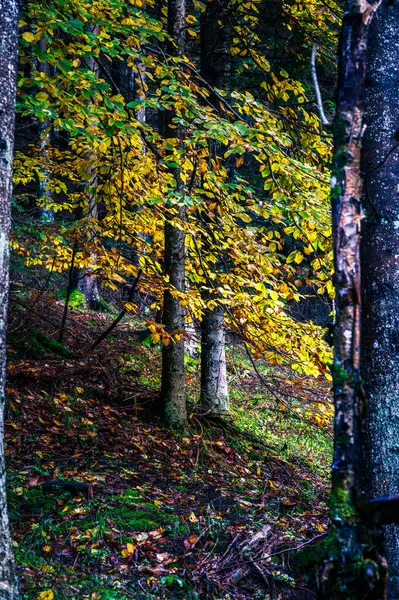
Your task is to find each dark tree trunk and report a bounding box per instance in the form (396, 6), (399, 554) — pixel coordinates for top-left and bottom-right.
(199, 0), (229, 414)
(321, 1), (388, 598)
(0, 1), (21, 597)
(160, 0), (188, 430)
(200, 0), (228, 91)
(361, 4), (399, 598)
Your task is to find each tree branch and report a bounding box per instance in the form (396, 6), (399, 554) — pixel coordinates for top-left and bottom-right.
(311, 45), (331, 129)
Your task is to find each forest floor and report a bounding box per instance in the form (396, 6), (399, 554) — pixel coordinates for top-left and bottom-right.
(6, 293), (332, 600)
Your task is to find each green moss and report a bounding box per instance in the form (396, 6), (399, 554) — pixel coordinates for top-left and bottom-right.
(56, 288), (85, 309)
(8, 328), (75, 359)
(114, 507), (160, 531)
(329, 487), (357, 524)
(109, 490), (178, 532)
(330, 363), (349, 386)
(8, 486), (65, 521)
(294, 530), (340, 571)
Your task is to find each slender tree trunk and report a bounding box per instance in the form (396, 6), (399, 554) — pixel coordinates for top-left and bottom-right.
(78, 177), (101, 310)
(200, 306), (229, 413)
(360, 4), (399, 598)
(0, 1), (21, 597)
(38, 38), (55, 223)
(199, 0), (229, 414)
(160, 0), (188, 430)
(321, 1), (388, 598)
(79, 25), (101, 310)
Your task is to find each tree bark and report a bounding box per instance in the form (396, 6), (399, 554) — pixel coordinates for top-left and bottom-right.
(200, 306), (229, 413)
(321, 1), (387, 598)
(160, 0), (188, 430)
(0, 1), (21, 597)
(360, 4), (399, 598)
(199, 0), (229, 414)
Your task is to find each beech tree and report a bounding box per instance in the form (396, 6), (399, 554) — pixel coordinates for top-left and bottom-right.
(199, 0), (229, 414)
(0, 1), (21, 597)
(159, 0), (188, 429)
(37, 38), (55, 223)
(78, 24), (101, 311)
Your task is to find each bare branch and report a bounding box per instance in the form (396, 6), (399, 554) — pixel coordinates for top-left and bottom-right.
(311, 45), (331, 129)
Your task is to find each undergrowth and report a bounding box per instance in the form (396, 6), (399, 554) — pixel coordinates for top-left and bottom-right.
(6, 299), (332, 599)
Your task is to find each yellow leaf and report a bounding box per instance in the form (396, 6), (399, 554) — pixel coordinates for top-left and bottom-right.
(121, 543), (135, 558)
(42, 545), (52, 553)
(188, 511), (198, 523)
(22, 31), (35, 42)
(37, 591), (54, 600)
(150, 333), (161, 344)
(35, 92), (49, 101)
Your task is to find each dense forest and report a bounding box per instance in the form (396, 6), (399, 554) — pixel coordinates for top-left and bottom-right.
(0, 0), (399, 598)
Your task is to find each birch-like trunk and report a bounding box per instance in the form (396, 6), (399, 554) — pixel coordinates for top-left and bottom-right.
(160, 0), (187, 430)
(0, 1), (21, 597)
(321, 1), (388, 598)
(361, 4), (399, 598)
(199, 0), (229, 414)
(200, 306), (229, 413)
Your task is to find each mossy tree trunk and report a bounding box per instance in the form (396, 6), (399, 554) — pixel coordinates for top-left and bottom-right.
(0, 1), (21, 597)
(361, 4), (399, 598)
(160, 0), (188, 430)
(321, 1), (388, 598)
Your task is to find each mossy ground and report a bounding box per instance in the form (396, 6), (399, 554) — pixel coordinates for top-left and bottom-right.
(6, 297), (332, 599)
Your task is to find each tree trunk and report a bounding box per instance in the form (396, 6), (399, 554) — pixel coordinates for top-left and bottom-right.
(321, 1), (388, 598)
(160, 0), (188, 430)
(200, 306), (229, 413)
(361, 4), (399, 598)
(199, 0), (229, 414)
(38, 38), (55, 223)
(0, 1), (21, 597)
(78, 25), (101, 310)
